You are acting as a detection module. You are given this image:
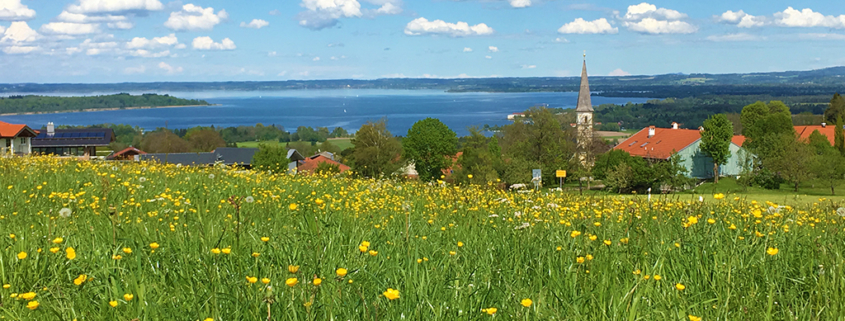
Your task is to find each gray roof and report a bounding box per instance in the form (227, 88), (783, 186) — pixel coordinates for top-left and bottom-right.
(139, 147), (259, 166)
(33, 128), (115, 147)
(213, 148), (258, 165)
(287, 149), (305, 162)
(575, 60), (593, 112)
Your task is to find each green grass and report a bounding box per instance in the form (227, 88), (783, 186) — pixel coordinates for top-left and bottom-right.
(1, 156), (845, 320)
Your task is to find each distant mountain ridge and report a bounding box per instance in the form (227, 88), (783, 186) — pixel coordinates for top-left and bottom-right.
(2, 66), (845, 97)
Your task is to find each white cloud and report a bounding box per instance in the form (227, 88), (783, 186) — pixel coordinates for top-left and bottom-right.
(191, 36), (236, 50)
(39, 22), (100, 35)
(488, 46), (498, 52)
(313, 56), (320, 61)
(554, 37), (569, 43)
(126, 34), (179, 49)
(108, 21), (134, 29)
(56, 11), (125, 23)
(706, 33), (764, 42)
(608, 69), (631, 76)
(774, 7), (845, 28)
(715, 10), (767, 28)
(0, 25), (4, 34)
(240, 19), (269, 29)
(130, 49), (170, 57)
(404, 17), (494, 37)
(67, 0), (163, 14)
(0, 0), (36, 21)
(508, 0), (530, 8)
(268, 51), (277, 56)
(381, 73), (407, 78)
(462, 47), (472, 52)
(485, 55), (492, 59)
(297, 0), (402, 30)
(797, 33), (845, 40)
(269, 9), (281, 16)
(375, 2), (402, 15)
(521, 64), (536, 69)
(158, 61), (183, 74)
(558, 18), (618, 34)
(620, 2), (697, 34)
(164, 4), (228, 31)
(124, 65), (146, 74)
(2, 45), (36, 54)
(1, 21), (38, 44)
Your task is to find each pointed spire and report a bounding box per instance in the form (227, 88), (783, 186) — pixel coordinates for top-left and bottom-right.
(576, 56), (593, 112)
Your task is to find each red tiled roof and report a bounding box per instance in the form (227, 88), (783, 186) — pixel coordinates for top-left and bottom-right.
(0, 121), (36, 138)
(795, 125), (836, 145)
(107, 146), (147, 160)
(297, 155), (350, 174)
(731, 135), (746, 147)
(614, 127), (702, 159)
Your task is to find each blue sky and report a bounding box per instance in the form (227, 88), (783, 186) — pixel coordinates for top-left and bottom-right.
(1, 0), (845, 83)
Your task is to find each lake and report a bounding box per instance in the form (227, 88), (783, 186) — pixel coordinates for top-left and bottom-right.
(0, 90), (653, 136)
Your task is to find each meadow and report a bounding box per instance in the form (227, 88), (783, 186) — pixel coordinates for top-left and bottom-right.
(1, 156), (844, 320)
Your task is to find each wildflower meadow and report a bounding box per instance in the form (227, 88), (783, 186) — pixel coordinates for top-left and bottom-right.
(1, 156), (843, 320)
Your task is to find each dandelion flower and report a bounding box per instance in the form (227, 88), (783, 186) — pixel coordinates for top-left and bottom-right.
(245, 196), (255, 203)
(123, 294), (134, 301)
(252, 252), (260, 257)
(26, 300), (39, 310)
(149, 242), (160, 250)
(289, 203), (298, 211)
(208, 174), (215, 179)
(261, 237), (270, 242)
(767, 247), (779, 256)
(369, 250), (378, 256)
(676, 283), (685, 291)
(261, 278), (270, 284)
(576, 256), (585, 264)
(21, 292), (36, 300)
(2, 284), (9, 289)
(521, 298), (533, 307)
(109, 300), (118, 308)
(837, 207), (845, 217)
(17, 251), (27, 260)
(689, 315), (701, 321)
(246, 276), (258, 284)
(59, 207), (72, 218)
(122, 247), (132, 254)
(336, 268), (348, 277)
(74, 274), (87, 286)
(285, 278), (298, 287)
(570, 230), (582, 238)
(467, 174), (473, 179)
(52, 237), (63, 244)
(654, 275), (662, 281)
(383, 288), (400, 300)
(221, 248), (231, 254)
(139, 177), (147, 183)
(457, 241), (464, 247)
(603, 240), (612, 246)
(288, 265), (300, 273)
(211, 248), (221, 254)
(66, 247), (76, 260)
(313, 278), (322, 286)
(482, 307), (497, 315)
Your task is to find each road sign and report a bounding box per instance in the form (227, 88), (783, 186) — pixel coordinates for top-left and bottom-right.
(556, 170), (567, 178)
(532, 169), (542, 179)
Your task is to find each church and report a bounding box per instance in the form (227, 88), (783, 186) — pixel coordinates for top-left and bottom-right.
(575, 55), (594, 166)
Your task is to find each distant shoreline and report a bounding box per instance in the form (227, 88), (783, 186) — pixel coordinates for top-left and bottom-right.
(0, 104), (213, 116)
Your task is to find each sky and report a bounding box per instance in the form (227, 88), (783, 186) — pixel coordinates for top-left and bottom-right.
(1, 0), (845, 83)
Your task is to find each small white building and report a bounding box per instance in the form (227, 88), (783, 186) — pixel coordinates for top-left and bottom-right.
(0, 121), (37, 155)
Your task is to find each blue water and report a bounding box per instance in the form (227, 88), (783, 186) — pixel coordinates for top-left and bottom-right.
(0, 90), (652, 136)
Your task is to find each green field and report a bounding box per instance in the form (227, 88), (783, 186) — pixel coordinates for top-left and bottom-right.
(237, 138), (353, 150)
(2, 156), (844, 320)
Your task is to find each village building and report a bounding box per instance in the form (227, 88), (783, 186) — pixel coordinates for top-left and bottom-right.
(140, 147), (260, 168)
(575, 55), (594, 166)
(614, 124), (750, 179)
(0, 121), (38, 155)
(107, 146), (147, 161)
(296, 154), (351, 175)
(31, 123), (115, 159)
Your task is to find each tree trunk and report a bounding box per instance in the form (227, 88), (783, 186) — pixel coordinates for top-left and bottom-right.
(831, 183), (835, 196)
(713, 163), (719, 184)
(794, 182), (799, 192)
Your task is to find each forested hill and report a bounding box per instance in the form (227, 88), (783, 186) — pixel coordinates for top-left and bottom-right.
(0, 93), (209, 114)
(1, 66), (845, 98)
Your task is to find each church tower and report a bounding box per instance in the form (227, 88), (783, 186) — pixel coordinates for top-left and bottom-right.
(576, 55), (593, 165)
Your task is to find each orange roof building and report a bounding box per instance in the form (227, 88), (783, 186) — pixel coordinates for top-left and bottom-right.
(0, 120), (37, 155)
(297, 155), (351, 175)
(795, 124), (836, 145)
(614, 126), (750, 179)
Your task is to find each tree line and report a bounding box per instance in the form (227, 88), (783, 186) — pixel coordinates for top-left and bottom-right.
(0, 94), (208, 114)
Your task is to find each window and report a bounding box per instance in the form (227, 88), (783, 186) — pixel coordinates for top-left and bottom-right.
(20, 138), (25, 144)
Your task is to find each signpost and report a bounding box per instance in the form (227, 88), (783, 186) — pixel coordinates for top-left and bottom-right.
(532, 169), (542, 190)
(556, 170), (567, 189)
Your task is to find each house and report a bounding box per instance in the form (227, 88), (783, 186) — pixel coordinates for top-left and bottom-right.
(0, 121), (38, 155)
(140, 147), (260, 168)
(107, 146), (147, 161)
(287, 149), (305, 174)
(296, 154), (351, 175)
(614, 126), (749, 179)
(31, 123), (115, 159)
(795, 124), (836, 145)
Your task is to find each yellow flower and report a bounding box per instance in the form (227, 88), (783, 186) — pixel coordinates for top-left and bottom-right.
(676, 283), (686, 291)
(714, 193), (725, 200)
(689, 315), (702, 321)
(285, 278), (298, 287)
(449, 251), (457, 256)
(66, 247), (76, 260)
(211, 248), (221, 254)
(603, 240), (612, 246)
(246, 276), (258, 284)
(457, 241), (464, 247)
(288, 265), (300, 273)
(633, 269), (641, 275)
(620, 238), (629, 244)
(336, 268), (348, 277)
(26, 300), (39, 310)
(644, 275), (650, 280)
(687, 216), (698, 225)
(252, 252), (260, 257)
(221, 248), (231, 254)
(289, 203), (298, 211)
(21, 292), (36, 300)
(586, 254), (593, 260)
(52, 237), (64, 244)
(467, 174), (473, 179)
(654, 275), (662, 281)
(570, 230), (582, 238)
(728, 224), (737, 230)
(359, 245), (369, 253)
(482, 307), (498, 315)
(123, 294), (134, 301)
(109, 300), (118, 308)
(2, 284), (9, 289)
(521, 298), (533, 307)
(369, 250), (378, 256)
(588, 235), (598, 241)
(261, 278), (270, 284)
(313, 277), (322, 286)
(383, 288), (400, 300)
(122, 247), (132, 254)
(149, 242), (160, 250)
(261, 237), (270, 242)
(17, 251), (27, 260)
(204, 318), (214, 321)
(767, 247), (779, 256)
(74, 274), (87, 286)
(112, 255), (123, 260)
(576, 256), (585, 264)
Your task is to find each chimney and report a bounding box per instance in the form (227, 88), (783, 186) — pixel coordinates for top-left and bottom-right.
(671, 122), (679, 129)
(648, 126), (656, 138)
(47, 122), (55, 137)
(698, 126), (704, 132)
(822, 122), (827, 128)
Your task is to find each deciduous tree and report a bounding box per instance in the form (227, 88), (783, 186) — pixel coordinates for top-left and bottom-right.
(700, 114), (733, 183)
(252, 144), (289, 174)
(403, 118), (458, 181)
(351, 119), (403, 178)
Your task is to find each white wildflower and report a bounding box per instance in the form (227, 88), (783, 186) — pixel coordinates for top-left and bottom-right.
(59, 207), (72, 218)
(245, 196), (255, 203)
(139, 177), (147, 183)
(837, 207), (845, 217)
(515, 222), (531, 230)
(208, 174), (215, 179)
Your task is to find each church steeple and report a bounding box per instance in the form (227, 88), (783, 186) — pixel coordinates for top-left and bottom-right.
(575, 56), (593, 112)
